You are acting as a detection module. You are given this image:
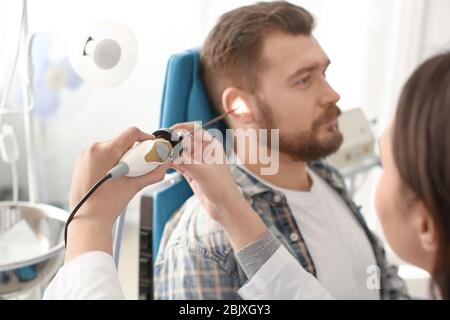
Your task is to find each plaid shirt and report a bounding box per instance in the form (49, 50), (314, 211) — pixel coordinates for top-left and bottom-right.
(154, 161), (410, 300)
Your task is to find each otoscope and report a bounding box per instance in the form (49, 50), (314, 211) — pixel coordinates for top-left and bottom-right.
(64, 108), (239, 247)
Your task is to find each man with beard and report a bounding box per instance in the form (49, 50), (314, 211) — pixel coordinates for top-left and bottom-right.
(154, 1), (409, 300)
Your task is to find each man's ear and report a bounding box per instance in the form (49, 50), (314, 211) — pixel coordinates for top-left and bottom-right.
(413, 201), (439, 253)
(222, 87), (255, 124)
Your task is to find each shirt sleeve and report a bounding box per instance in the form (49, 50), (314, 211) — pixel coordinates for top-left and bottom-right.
(234, 231), (281, 278)
(237, 245), (335, 300)
(43, 251), (124, 300)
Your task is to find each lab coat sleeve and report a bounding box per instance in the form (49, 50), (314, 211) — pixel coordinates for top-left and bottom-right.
(43, 251), (124, 300)
(238, 245), (334, 300)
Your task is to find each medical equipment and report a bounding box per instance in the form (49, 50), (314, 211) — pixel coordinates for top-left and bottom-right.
(326, 108), (380, 195)
(116, 106), (238, 179)
(0, 203), (67, 298)
(0, 125), (20, 204)
(116, 129), (184, 178)
(64, 107), (239, 248)
(67, 20), (137, 89)
(326, 109), (377, 171)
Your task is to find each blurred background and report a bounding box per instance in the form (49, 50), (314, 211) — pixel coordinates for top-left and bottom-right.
(1, 0), (449, 299)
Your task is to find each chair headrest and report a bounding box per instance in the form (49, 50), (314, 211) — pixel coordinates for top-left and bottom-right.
(159, 49), (225, 132)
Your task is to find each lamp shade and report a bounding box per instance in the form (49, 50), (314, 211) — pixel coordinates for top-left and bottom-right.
(67, 21), (137, 88)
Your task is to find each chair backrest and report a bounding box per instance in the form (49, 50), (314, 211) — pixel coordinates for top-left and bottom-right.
(152, 48), (224, 263)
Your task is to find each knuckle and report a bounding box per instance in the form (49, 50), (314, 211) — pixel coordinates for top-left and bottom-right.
(126, 126), (141, 136)
(104, 142), (118, 154)
(88, 142), (101, 154)
(86, 141), (107, 158)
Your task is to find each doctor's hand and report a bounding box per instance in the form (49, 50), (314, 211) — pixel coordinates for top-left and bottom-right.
(170, 123), (245, 224)
(66, 127), (168, 262)
(170, 123), (268, 251)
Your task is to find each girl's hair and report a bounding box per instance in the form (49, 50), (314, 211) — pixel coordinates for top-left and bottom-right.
(393, 52), (450, 299)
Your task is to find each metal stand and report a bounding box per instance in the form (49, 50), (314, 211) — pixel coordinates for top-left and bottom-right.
(113, 209), (126, 267)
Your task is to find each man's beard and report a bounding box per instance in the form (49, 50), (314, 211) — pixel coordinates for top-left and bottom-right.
(256, 98), (344, 162)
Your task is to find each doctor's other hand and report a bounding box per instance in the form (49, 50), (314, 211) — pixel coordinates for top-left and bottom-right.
(170, 122), (268, 251)
(170, 122), (248, 224)
(69, 127), (168, 227)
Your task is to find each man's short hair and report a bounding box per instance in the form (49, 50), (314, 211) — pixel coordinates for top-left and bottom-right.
(200, 1), (315, 113)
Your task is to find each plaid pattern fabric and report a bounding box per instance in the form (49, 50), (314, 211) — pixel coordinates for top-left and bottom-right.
(154, 161), (410, 300)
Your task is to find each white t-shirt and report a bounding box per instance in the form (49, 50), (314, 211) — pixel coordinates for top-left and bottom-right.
(238, 165), (380, 300)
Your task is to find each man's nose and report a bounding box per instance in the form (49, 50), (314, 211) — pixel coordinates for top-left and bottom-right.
(320, 80), (340, 106)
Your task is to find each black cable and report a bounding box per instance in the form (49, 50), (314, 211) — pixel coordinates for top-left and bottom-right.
(64, 173), (113, 248)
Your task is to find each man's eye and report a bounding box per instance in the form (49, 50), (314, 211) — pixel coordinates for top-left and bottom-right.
(295, 76), (310, 86)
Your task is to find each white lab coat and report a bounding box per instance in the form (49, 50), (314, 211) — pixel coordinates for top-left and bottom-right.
(43, 251), (124, 300)
(238, 245), (334, 300)
(44, 247), (334, 300)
